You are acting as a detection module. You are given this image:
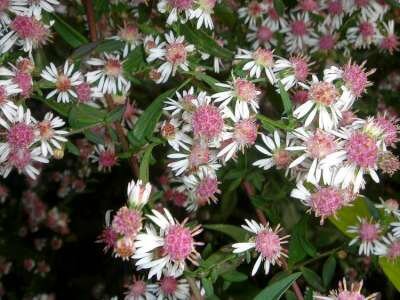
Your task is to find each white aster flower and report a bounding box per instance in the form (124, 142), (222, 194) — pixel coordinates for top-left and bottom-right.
(127, 179), (152, 209)
(235, 48), (276, 82)
(347, 217), (382, 256)
(28, 0), (60, 18)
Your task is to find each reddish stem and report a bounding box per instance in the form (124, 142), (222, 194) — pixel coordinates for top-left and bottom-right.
(83, 0), (97, 42)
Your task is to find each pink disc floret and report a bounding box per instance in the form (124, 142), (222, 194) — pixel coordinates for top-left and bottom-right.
(255, 229), (281, 259)
(111, 206), (142, 237)
(235, 79), (258, 102)
(234, 119), (258, 145)
(163, 224), (193, 261)
(196, 176), (218, 200)
(160, 276), (178, 295)
(192, 105), (224, 139)
(311, 187), (344, 220)
(306, 130), (336, 159)
(7, 122), (35, 148)
(359, 221), (379, 242)
(346, 132), (378, 168)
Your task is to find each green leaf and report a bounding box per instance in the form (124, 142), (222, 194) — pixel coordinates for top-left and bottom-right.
(273, 0), (286, 15)
(68, 104), (107, 129)
(278, 81), (292, 116)
(71, 40), (124, 59)
(201, 278), (215, 297)
(204, 224), (247, 241)
(254, 272), (302, 300)
(221, 270), (247, 282)
(329, 197), (371, 238)
(257, 114), (293, 132)
(301, 267), (325, 292)
(123, 46), (147, 73)
(379, 257), (400, 291)
(139, 143), (158, 183)
(214, 3), (236, 27)
(322, 256), (336, 288)
(187, 71), (223, 92)
(52, 14), (88, 48)
(66, 141), (79, 156)
(288, 217), (317, 265)
(175, 23), (233, 59)
(106, 106), (124, 123)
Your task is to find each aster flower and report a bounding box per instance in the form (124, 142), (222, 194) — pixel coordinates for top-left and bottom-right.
(308, 25), (339, 53)
(291, 181), (352, 225)
(232, 219), (289, 276)
(124, 277), (156, 300)
(0, 146), (48, 179)
(110, 23), (142, 58)
(346, 16), (379, 49)
(111, 206), (143, 238)
(377, 20), (399, 55)
(134, 208), (203, 279)
(321, 0), (346, 30)
(161, 118), (192, 151)
(212, 78), (260, 119)
(146, 31), (195, 84)
(0, 61), (33, 98)
(246, 22), (277, 50)
(189, 0), (216, 30)
(0, 106), (36, 162)
(148, 270), (190, 300)
(347, 217), (381, 256)
(235, 48), (275, 82)
(273, 55), (312, 91)
(0, 14), (53, 54)
(253, 130), (294, 176)
(73, 81), (103, 104)
(375, 198), (400, 217)
(34, 112), (68, 157)
(315, 278), (378, 300)
(27, 0), (60, 18)
(182, 169), (220, 211)
(238, 1), (265, 28)
(374, 233), (400, 261)
(41, 61), (82, 103)
(324, 61), (375, 99)
(218, 117), (258, 163)
(263, 4), (287, 31)
(86, 53), (130, 95)
(0, 0), (27, 27)
(157, 0), (193, 25)
(322, 128), (380, 192)
(293, 75), (354, 130)
(127, 179), (152, 209)
(164, 86), (197, 118)
(281, 13), (313, 53)
(113, 236), (136, 260)
(168, 142), (220, 176)
(90, 144), (119, 172)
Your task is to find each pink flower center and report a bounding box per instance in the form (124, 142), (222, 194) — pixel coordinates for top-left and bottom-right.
(75, 82), (92, 103)
(0, 86), (6, 104)
(257, 26), (273, 42)
(385, 199), (399, 211)
(99, 150), (118, 168)
(359, 21), (375, 39)
(255, 230), (281, 259)
(11, 15), (49, 43)
(380, 34), (399, 54)
(8, 122), (35, 148)
(13, 71), (32, 97)
(248, 1), (262, 17)
(291, 20), (307, 36)
(337, 291), (366, 300)
(166, 42), (187, 65)
(17, 58), (34, 73)
(375, 116), (398, 146)
(196, 176), (218, 200)
(311, 187), (344, 218)
(274, 149), (291, 169)
(299, 0), (318, 12)
(8, 147), (32, 170)
(292, 90), (309, 104)
(345, 132), (378, 168)
(189, 144), (209, 168)
(163, 224), (193, 261)
(56, 75), (71, 92)
(235, 79), (258, 102)
(0, 0), (9, 12)
(192, 105), (224, 139)
(115, 237), (135, 258)
(111, 207), (142, 237)
(306, 130), (336, 159)
(119, 25), (139, 42)
(234, 119), (258, 145)
(267, 7), (279, 20)
(198, 0), (216, 11)
(161, 121), (176, 139)
(319, 34), (336, 50)
(327, 0), (343, 15)
(290, 57), (309, 81)
(387, 240), (400, 261)
(309, 82), (338, 106)
(105, 58), (122, 77)
(354, 0), (369, 8)
(129, 280), (146, 297)
(340, 110), (356, 126)
(343, 64), (369, 97)
(168, 0), (193, 10)
(253, 48), (274, 67)
(37, 120), (54, 140)
(359, 222), (379, 242)
(160, 276), (178, 295)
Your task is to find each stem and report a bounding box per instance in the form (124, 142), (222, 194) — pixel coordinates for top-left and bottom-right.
(83, 0), (97, 42)
(186, 276), (202, 300)
(242, 180), (304, 300)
